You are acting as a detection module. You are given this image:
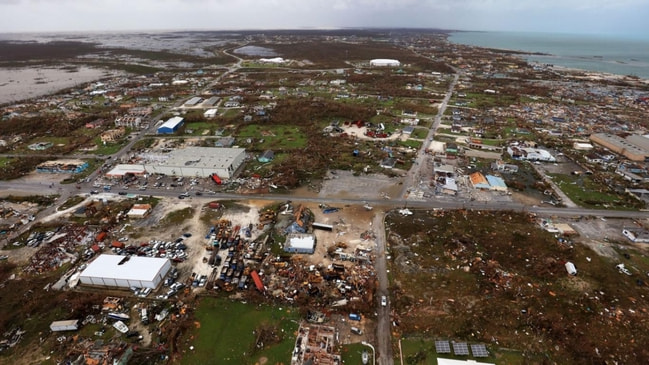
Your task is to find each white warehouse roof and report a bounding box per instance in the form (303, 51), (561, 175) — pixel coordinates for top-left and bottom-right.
(105, 164), (146, 177)
(164, 147), (245, 169)
(79, 254), (171, 289)
(159, 116), (184, 130)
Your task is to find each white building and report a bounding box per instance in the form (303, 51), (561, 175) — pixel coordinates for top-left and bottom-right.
(507, 146), (556, 162)
(259, 57), (286, 64)
(437, 359), (494, 365)
(370, 59), (401, 67)
(204, 109), (218, 118)
(79, 254), (171, 289)
(284, 233), (316, 254)
(573, 142), (594, 151)
(105, 164), (147, 178)
(145, 147), (246, 178)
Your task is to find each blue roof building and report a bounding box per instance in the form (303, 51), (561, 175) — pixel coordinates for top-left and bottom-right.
(157, 117), (184, 134)
(486, 175), (508, 191)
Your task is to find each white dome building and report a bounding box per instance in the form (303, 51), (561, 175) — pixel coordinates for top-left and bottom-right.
(370, 59), (401, 67)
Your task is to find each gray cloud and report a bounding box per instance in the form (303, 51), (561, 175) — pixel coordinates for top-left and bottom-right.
(0, 0), (646, 34)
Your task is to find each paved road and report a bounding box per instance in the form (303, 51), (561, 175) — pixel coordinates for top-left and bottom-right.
(400, 70), (459, 199)
(373, 212), (392, 364)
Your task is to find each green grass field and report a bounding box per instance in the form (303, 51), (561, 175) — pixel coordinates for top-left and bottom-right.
(181, 297), (299, 365)
(341, 342), (371, 364)
(237, 124), (307, 150)
(549, 173), (635, 209)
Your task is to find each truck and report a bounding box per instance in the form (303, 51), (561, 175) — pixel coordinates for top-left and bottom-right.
(211, 173), (222, 185)
(349, 313), (361, 321)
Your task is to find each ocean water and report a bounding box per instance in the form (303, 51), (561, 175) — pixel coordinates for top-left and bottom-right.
(448, 31), (649, 79)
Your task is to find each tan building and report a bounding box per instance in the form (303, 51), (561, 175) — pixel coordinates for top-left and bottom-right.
(589, 133), (649, 162)
(100, 128), (125, 143)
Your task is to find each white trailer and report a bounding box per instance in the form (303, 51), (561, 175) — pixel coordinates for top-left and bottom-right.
(565, 262), (577, 276)
(50, 319), (79, 332)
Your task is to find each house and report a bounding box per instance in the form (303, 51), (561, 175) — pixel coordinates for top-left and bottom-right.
(507, 146), (556, 162)
(585, 153), (603, 164)
(446, 143), (459, 155)
(485, 175), (508, 192)
(258, 150), (275, 163)
(434, 164), (455, 177)
(223, 100), (240, 108)
(100, 128), (125, 143)
(616, 163), (649, 183)
(204, 109), (218, 119)
(469, 172), (490, 190)
(491, 160), (519, 173)
(401, 118), (419, 125)
(380, 157), (396, 169)
(439, 177), (458, 195)
(127, 204), (152, 219)
(36, 159), (89, 174)
(115, 116), (141, 128)
(215, 137), (235, 148)
(85, 119), (106, 129)
(402, 126), (415, 135)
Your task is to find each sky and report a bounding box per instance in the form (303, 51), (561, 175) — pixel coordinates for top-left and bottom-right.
(0, 0), (647, 35)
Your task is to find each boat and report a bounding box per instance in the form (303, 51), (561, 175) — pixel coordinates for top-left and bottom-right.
(107, 312), (130, 321)
(112, 320), (129, 334)
(362, 350), (369, 365)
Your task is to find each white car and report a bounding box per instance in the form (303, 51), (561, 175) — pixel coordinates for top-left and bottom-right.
(381, 295), (387, 307)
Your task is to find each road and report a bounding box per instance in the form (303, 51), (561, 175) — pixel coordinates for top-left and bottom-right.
(400, 69), (459, 199)
(373, 212), (392, 364)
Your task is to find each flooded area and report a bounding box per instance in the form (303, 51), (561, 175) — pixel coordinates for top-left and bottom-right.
(0, 66), (120, 103)
(233, 45), (278, 57)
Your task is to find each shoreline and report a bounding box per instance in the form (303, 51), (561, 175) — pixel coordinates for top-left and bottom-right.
(446, 31), (649, 81)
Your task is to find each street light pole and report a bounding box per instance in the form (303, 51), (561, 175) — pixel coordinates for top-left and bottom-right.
(361, 341), (376, 365)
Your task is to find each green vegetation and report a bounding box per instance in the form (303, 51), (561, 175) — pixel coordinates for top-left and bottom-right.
(160, 207), (195, 226)
(398, 139), (423, 150)
(93, 137), (129, 155)
(181, 297), (299, 365)
(185, 122), (218, 136)
(549, 173), (637, 209)
(58, 195), (85, 211)
(0, 157), (10, 167)
(131, 138), (155, 151)
(341, 343), (370, 364)
(410, 128), (429, 139)
(1, 195), (57, 206)
(237, 124), (308, 151)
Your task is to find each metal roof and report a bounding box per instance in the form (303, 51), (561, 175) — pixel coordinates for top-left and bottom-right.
(80, 254), (169, 282)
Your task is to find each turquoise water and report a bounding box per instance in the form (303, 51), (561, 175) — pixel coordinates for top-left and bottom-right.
(448, 31), (649, 79)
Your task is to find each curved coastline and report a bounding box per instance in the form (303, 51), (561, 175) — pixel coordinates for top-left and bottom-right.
(447, 30), (649, 80)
